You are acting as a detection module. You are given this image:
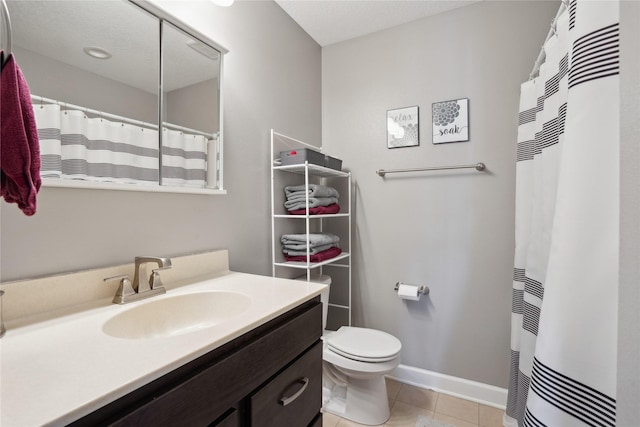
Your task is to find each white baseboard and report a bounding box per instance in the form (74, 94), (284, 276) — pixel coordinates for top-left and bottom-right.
(388, 364), (508, 409)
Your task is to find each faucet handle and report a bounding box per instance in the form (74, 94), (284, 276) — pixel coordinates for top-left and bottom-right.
(149, 268), (169, 291)
(104, 274), (129, 282)
(104, 275), (136, 304)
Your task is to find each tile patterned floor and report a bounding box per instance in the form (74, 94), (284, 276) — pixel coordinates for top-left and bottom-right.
(322, 379), (505, 427)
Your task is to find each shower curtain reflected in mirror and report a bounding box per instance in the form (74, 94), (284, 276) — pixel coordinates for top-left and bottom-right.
(34, 103), (159, 185)
(33, 102), (210, 188)
(507, 1), (619, 426)
(162, 127), (208, 188)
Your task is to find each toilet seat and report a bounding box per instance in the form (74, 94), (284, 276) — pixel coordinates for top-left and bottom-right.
(326, 327), (401, 362)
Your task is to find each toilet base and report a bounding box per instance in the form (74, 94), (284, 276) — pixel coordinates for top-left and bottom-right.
(322, 373), (390, 425)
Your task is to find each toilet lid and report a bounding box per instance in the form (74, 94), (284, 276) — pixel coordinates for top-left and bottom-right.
(326, 327), (401, 362)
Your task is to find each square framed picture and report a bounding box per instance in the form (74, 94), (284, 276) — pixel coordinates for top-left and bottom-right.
(432, 98), (469, 144)
(387, 106), (419, 148)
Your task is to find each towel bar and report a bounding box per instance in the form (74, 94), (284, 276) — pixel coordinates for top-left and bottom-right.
(376, 162), (485, 177)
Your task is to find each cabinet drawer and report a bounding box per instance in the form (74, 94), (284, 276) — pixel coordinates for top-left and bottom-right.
(250, 342), (322, 427)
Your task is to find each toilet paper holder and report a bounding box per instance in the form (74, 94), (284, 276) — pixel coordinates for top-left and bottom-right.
(394, 282), (430, 295)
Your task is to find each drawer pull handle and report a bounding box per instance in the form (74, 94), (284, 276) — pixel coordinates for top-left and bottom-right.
(279, 377), (309, 406)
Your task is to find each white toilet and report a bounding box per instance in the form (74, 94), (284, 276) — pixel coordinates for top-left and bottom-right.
(301, 274), (402, 425)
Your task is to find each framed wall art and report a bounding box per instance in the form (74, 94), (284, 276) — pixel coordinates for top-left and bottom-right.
(432, 98), (469, 144)
(387, 106), (419, 148)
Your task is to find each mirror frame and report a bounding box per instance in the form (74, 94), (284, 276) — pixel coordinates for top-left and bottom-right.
(38, 0), (229, 195)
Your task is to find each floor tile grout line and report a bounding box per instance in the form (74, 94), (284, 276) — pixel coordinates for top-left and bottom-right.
(435, 408), (482, 427)
(433, 390), (441, 414)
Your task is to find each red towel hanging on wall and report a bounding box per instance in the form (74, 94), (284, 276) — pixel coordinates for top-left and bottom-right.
(1, 52), (41, 216)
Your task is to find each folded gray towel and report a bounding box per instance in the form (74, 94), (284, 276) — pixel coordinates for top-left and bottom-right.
(285, 193), (327, 203)
(284, 197), (338, 210)
(281, 233), (340, 247)
(282, 243), (338, 256)
(285, 184), (339, 199)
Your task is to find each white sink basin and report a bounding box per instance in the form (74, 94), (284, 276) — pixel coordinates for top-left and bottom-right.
(103, 291), (252, 339)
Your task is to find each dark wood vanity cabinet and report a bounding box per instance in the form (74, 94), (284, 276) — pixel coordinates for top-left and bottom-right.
(70, 297), (322, 427)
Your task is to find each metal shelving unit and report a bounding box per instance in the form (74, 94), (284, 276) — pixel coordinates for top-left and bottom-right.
(270, 130), (351, 329)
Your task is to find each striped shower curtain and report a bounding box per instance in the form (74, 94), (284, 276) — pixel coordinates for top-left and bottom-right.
(34, 106), (159, 185)
(162, 127), (208, 188)
(35, 104), (62, 179)
(506, 1), (619, 426)
(60, 109), (159, 184)
(33, 105), (209, 187)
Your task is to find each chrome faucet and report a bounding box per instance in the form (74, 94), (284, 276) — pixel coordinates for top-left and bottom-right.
(104, 256), (172, 304)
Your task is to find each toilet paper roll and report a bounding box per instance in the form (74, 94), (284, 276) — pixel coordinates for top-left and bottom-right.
(397, 283), (421, 301)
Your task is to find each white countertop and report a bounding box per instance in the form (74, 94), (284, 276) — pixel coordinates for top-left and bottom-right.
(0, 271), (325, 427)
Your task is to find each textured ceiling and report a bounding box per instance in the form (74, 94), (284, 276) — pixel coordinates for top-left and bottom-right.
(275, 0), (482, 47)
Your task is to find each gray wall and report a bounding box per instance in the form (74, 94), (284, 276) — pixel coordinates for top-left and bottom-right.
(166, 78), (219, 133)
(618, 0), (640, 424)
(0, 0), (321, 281)
(322, 1), (558, 388)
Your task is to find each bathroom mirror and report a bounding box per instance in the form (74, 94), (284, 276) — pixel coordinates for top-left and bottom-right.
(5, 0), (225, 193)
(161, 20), (221, 189)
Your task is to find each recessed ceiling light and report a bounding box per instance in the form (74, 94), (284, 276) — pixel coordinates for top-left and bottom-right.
(83, 46), (112, 60)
